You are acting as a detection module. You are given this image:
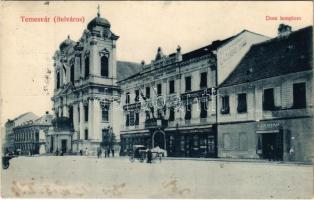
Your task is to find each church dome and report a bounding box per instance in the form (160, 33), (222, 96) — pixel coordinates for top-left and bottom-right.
(59, 35), (75, 50)
(87, 15), (111, 31)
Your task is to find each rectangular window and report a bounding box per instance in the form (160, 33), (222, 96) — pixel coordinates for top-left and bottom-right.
(129, 111), (135, 126)
(125, 92), (130, 104)
(169, 108), (175, 121)
(102, 104), (109, 121)
(84, 105), (88, 122)
(200, 101), (208, 118)
(169, 80), (175, 94)
(135, 90), (140, 102)
(126, 114), (130, 127)
(263, 88), (275, 111)
(185, 76), (191, 92)
(237, 93), (247, 113)
(135, 112), (139, 125)
(145, 87), (150, 99)
(185, 104), (192, 120)
(84, 129), (88, 140)
(221, 96), (230, 114)
(157, 84), (162, 96)
(293, 82), (306, 109)
(200, 72), (207, 89)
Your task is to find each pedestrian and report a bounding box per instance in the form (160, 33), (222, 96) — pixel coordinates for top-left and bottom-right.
(270, 145), (274, 161)
(85, 148), (89, 156)
(147, 149), (152, 163)
(289, 146), (294, 161)
(97, 148), (101, 158)
(79, 149), (83, 156)
(111, 149), (115, 157)
(107, 149), (110, 158)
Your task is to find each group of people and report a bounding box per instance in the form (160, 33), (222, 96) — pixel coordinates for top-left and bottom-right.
(97, 148), (115, 158)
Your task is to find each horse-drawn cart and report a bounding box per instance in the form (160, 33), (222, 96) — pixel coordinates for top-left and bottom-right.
(128, 145), (166, 163)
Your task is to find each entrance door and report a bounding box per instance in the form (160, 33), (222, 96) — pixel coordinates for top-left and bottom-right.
(61, 139), (67, 153)
(261, 132), (283, 160)
(153, 131), (165, 149)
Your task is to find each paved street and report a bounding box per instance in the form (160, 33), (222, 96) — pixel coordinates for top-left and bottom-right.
(1, 156), (312, 198)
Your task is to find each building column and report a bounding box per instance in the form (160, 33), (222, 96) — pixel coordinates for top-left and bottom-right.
(93, 99), (101, 141)
(79, 101), (85, 140)
(63, 105), (69, 117)
(111, 41), (117, 79)
(74, 52), (81, 81)
(109, 101), (121, 140)
(88, 99), (94, 140)
(58, 107), (62, 117)
(89, 38), (100, 76)
(192, 98), (200, 120)
(73, 103), (79, 138)
(175, 76), (181, 96)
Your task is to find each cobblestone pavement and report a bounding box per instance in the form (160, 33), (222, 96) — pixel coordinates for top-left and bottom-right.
(1, 156), (312, 198)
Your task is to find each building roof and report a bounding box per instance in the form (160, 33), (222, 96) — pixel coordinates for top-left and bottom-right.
(182, 35), (237, 61)
(117, 61), (143, 81)
(117, 30), (252, 83)
(12, 112), (39, 126)
(87, 15), (111, 31)
(34, 114), (53, 126)
(220, 26), (313, 87)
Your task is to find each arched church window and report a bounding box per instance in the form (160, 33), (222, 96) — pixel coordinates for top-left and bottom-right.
(70, 64), (74, 84)
(56, 71), (60, 89)
(85, 56), (90, 78)
(101, 55), (109, 77)
(62, 65), (67, 83)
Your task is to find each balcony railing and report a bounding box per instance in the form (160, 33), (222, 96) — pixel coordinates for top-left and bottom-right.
(145, 118), (168, 129)
(121, 116), (216, 132)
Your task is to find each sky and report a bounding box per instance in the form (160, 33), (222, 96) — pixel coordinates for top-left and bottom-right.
(0, 1), (312, 127)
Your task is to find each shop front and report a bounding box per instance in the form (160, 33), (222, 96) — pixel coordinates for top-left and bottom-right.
(166, 127), (217, 158)
(256, 122), (283, 161)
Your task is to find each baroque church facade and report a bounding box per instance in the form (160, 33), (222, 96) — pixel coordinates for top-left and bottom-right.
(51, 10), (140, 155)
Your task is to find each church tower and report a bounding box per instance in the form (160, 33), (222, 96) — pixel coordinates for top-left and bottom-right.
(52, 7), (122, 155)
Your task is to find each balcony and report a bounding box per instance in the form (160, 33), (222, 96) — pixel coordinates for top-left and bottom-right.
(52, 117), (74, 132)
(145, 118), (168, 129)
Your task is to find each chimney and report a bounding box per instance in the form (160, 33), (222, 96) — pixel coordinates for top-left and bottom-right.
(45, 111), (49, 115)
(278, 24), (292, 38)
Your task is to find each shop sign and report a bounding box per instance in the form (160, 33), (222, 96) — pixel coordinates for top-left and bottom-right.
(257, 122), (281, 130)
(180, 128), (212, 134)
(123, 102), (141, 111)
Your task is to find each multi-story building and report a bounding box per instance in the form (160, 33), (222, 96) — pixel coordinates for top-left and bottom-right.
(118, 30), (268, 158)
(13, 112), (53, 155)
(217, 25), (313, 162)
(51, 10), (141, 155)
(4, 112), (39, 153)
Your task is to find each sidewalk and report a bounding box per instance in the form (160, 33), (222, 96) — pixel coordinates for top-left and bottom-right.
(164, 156), (313, 166)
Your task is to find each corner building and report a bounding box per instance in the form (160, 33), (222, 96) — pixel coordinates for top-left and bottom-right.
(51, 12), (141, 155)
(217, 25), (313, 162)
(118, 29), (268, 158)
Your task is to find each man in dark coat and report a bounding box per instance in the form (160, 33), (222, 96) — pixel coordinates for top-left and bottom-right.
(147, 149), (152, 163)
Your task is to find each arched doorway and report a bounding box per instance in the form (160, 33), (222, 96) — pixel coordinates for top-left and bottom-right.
(152, 130), (166, 150)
